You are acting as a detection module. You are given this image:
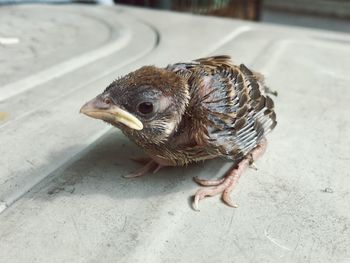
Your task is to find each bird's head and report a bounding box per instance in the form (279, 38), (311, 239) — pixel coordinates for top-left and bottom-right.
(80, 66), (189, 144)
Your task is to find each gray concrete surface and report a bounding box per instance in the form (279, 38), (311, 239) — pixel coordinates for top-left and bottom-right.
(262, 9), (350, 33)
(0, 4), (350, 263)
(263, 0), (350, 18)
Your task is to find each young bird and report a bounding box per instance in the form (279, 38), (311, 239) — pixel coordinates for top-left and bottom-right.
(80, 56), (277, 210)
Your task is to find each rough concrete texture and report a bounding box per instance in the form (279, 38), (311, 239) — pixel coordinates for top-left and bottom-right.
(0, 4), (349, 263)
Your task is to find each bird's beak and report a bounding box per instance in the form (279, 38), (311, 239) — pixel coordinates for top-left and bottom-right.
(79, 96), (143, 131)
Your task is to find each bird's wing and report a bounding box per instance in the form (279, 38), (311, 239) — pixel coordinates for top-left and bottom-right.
(186, 56), (277, 161)
(166, 55), (232, 74)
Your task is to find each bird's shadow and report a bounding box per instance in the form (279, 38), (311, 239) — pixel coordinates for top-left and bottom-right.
(31, 130), (230, 204)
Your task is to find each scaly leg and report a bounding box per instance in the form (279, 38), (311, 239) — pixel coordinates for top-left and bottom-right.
(193, 138), (267, 211)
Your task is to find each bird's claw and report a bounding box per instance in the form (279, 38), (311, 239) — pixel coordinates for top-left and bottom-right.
(222, 190), (238, 208)
(192, 194), (201, 212)
(192, 185), (238, 211)
(192, 139), (267, 210)
(192, 188), (210, 211)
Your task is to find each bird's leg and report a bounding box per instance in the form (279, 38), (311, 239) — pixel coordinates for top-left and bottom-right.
(124, 160), (158, 178)
(193, 138), (267, 211)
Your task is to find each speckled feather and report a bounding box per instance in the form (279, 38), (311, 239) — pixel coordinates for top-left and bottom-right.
(141, 55), (277, 165)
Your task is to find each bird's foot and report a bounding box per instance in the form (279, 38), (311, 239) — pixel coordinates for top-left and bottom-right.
(192, 139), (267, 211)
(193, 169), (240, 210)
(124, 160), (164, 178)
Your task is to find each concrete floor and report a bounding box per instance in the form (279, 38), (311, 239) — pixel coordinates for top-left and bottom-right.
(262, 9), (350, 33)
(0, 4), (350, 263)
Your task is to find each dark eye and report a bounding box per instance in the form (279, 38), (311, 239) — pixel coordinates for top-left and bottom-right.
(104, 97), (112, 104)
(137, 102), (154, 115)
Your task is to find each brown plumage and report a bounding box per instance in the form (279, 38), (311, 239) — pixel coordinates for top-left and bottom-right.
(80, 55), (277, 210)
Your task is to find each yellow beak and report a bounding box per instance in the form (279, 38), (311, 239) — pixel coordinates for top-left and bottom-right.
(80, 97), (143, 131)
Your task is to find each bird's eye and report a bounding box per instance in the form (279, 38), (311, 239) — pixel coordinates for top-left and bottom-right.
(104, 98), (112, 104)
(137, 102), (154, 115)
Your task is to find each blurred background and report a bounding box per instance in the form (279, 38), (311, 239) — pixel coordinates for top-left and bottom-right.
(0, 0), (350, 33)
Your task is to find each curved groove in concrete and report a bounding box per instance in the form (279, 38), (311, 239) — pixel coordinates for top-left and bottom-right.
(0, 14), (160, 212)
(0, 10), (160, 102)
(0, 33), (131, 101)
